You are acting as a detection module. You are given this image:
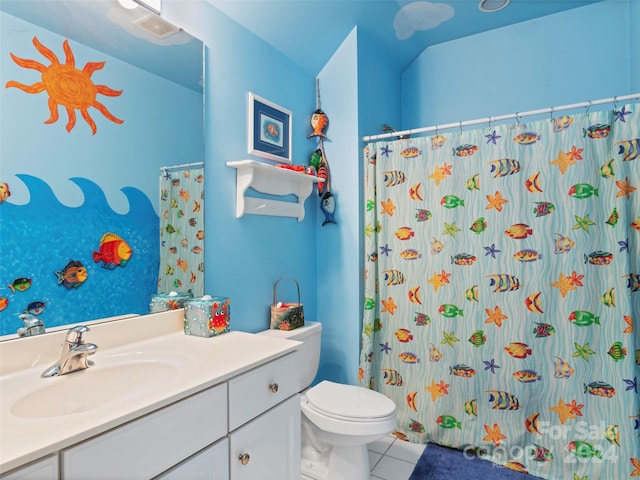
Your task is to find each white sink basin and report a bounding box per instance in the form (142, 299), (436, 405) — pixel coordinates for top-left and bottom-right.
(10, 352), (190, 418)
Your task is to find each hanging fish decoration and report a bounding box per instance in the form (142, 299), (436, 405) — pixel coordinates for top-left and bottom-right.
(307, 108), (329, 139)
(320, 191), (337, 226)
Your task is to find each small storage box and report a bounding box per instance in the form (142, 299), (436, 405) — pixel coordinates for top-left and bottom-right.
(184, 295), (230, 337)
(270, 277), (304, 331)
(149, 292), (192, 313)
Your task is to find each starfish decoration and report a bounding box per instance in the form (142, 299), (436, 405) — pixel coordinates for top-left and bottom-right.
(629, 457), (640, 476)
(428, 271), (448, 292)
(572, 342), (596, 362)
(380, 144), (392, 157)
(483, 423), (507, 447)
(441, 330), (459, 348)
(440, 162), (453, 176)
(572, 214), (596, 233)
(567, 270), (585, 287)
(442, 222), (461, 238)
(163, 171), (172, 180)
(566, 145), (584, 161)
(614, 105), (631, 122)
(550, 397), (576, 424)
(379, 342), (392, 354)
(566, 399), (584, 417)
(485, 305), (508, 327)
(380, 244), (392, 256)
(624, 377), (638, 394)
(619, 238), (629, 252)
(483, 358), (500, 374)
(551, 273), (576, 298)
(623, 315), (633, 334)
(363, 323), (373, 338)
(380, 198), (396, 216)
(573, 475), (587, 480)
(437, 269), (451, 284)
(358, 367), (364, 382)
(484, 243), (501, 258)
(436, 380), (450, 395)
(615, 177), (636, 199)
(486, 191), (508, 212)
(425, 379), (447, 402)
(428, 166), (448, 186)
(549, 149), (576, 174)
(381, 297), (398, 315)
(485, 130), (501, 144)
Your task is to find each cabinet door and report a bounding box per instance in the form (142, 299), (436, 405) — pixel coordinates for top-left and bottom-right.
(155, 439), (229, 480)
(0, 455), (57, 480)
(229, 394), (300, 480)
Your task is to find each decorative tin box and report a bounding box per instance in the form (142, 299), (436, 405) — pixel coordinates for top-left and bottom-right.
(149, 292), (192, 313)
(184, 295), (231, 337)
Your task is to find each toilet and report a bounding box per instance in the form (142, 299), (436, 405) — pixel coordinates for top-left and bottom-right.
(260, 321), (396, 480)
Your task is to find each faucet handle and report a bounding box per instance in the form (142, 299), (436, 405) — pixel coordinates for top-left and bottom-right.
(66, 325), (90, 344)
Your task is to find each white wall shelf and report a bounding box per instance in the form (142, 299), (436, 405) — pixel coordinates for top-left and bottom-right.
(226, 160), (324, 221)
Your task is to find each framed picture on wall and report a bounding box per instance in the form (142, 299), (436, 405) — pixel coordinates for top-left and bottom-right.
(248, 92), (292, 164)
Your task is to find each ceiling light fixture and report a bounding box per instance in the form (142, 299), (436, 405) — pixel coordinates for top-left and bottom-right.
(478, 0), (510, 12)
(118, 0), (138, 9)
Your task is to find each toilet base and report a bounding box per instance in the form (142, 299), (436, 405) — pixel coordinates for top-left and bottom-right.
(301, 443), (370, 480)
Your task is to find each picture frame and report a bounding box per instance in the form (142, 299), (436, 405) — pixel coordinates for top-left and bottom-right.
(248, 92), (292, 164)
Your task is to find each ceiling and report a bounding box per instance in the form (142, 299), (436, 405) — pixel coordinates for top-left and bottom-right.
(0, 0), (203, 92)
(209, 0), (603, 75)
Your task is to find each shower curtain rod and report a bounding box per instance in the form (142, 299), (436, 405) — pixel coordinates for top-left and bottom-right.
(362, 92), (640, 142)
(160, 161), (204, 172)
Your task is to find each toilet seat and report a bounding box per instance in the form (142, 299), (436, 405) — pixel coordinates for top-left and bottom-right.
(305, 381), (396, 422)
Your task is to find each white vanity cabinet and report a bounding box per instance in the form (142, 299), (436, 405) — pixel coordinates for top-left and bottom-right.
(0, 455), (57, 480)
(228, 352), (301, 479)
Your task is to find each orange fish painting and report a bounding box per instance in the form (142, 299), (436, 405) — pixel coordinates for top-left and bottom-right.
(93, 233), (132, 269)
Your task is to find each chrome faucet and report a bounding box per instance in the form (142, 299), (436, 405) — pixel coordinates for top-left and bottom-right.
(42, 325), (98, 377)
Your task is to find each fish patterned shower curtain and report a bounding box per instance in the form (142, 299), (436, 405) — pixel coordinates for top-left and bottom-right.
(360, 103), (639, 479)
(158, 166), (204, 297)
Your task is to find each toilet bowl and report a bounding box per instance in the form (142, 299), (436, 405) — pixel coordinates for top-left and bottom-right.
(259, 322), (397, 480)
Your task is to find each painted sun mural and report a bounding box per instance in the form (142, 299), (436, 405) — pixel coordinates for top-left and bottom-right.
(5, 36), (123, 135)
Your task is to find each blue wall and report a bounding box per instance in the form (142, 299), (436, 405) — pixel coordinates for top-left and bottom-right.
(163, 1), (319, 336)
(162, 0), (640, 388)
(0, 12), (202, 335)
(401, 0), (639, 129)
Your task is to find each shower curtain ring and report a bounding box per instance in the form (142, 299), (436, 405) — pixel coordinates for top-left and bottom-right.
(585, 100), (592, 116)
(459, 121), (463, 134)
(515, 112), (520, 125)
(613, 96), (618, 109)
(549, 106), (554, 120)
(488, 116), (492, 130)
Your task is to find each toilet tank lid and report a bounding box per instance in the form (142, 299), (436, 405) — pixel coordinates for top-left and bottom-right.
(259, 321), (322, 340)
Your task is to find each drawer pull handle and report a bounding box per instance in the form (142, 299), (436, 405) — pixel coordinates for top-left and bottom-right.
(268, 383), (279, 393)
(238, 453), (250, 465)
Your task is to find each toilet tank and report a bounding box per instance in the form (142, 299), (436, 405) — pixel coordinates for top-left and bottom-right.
(259, 321), (322, 391)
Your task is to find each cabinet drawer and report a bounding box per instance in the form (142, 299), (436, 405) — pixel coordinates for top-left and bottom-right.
(62, 384), (227, 480)
(228, 352), (298, 430)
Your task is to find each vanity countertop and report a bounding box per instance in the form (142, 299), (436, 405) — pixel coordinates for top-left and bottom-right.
(0, 310), (300, 473)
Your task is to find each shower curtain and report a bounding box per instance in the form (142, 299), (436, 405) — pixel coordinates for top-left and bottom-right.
(158, 165), (205, 297)
(360, 103), (639, 479)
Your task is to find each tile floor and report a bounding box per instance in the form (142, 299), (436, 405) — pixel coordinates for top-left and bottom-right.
(300, 434), (426, 480)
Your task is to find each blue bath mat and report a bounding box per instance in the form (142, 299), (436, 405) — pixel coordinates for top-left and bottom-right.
(409, 443), (544, 480)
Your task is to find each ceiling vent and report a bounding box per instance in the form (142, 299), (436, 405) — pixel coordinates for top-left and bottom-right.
(134, 14), (180, 39)
(478, 0), (510, 12)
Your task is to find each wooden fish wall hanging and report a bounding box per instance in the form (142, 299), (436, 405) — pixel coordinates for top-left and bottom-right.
(309, 79), (336, 226)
